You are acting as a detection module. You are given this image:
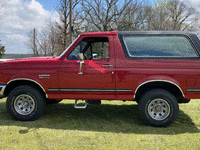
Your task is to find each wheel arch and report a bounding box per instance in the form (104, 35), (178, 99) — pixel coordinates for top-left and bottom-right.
(4, 78), (48, 98)
(134, 80), (185, 102)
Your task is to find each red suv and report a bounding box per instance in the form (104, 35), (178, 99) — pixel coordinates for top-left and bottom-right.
(0, 31), (200, 127)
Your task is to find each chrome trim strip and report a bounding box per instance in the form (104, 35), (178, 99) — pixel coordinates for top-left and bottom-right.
(58, 88), (132, 92)
(7, 78), (48, 98)
(48, 88), (59, 92)
(60, 88), (115, 92)
(39, 77), (50, 79)
(116, 89), (132, 92)
(0, 85), (6, 98)
(186, 88), (200, 92)
(134, 80), (185, 98)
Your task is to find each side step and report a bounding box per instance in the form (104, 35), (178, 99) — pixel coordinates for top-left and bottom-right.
(74, 100), (87, 109)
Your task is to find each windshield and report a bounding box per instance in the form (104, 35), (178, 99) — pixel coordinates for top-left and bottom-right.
(58, 35), (80, 58)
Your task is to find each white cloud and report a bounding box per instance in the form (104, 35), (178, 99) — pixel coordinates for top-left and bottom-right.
(181, 0), (200, 13)
(7, 34), (27, 41)
(0, 0), (59, 54)
(2, 34), (30, 54)
(180, 0), (200, 38)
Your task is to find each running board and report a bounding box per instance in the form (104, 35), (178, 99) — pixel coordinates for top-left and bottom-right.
(74, 100), (87, 109)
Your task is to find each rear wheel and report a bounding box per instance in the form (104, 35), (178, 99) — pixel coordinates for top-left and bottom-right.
(138, 89), (179, 127)
(6, 85), (45, 121)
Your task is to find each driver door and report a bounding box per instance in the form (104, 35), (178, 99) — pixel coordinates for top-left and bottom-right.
(58, 36), (116, 100)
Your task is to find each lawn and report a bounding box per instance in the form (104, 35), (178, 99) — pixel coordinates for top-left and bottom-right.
(0, 98), (199, 150)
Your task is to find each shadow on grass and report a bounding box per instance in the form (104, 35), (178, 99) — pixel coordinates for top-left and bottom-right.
(0, 101), (199, 135)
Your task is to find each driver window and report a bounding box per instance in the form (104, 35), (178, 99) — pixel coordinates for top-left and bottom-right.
(84, 46), (92, 60)
(67, 37), (109, 60)
(92, 42), (109, 59)
(83, 37), (109, 60)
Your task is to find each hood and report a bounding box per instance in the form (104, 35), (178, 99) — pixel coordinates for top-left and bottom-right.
(0, 59), (12, 62)
(0, 56), (59, 64)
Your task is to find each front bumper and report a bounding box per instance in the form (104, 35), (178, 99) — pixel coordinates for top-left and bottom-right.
(0, 85), (6, 98)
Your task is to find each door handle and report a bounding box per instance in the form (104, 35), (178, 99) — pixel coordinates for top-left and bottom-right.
(102, 65), (113, 68)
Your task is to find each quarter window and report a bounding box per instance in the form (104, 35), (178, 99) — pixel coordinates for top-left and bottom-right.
(67, 41), (88, 60)
(123, 36), (197, 57)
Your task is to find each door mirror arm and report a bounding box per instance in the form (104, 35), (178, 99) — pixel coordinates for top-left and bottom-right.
(78, 53), (84, 74)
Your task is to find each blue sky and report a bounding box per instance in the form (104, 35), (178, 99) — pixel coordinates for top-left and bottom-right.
(36, 0), (58, 11)
(0, 0), (60, 54)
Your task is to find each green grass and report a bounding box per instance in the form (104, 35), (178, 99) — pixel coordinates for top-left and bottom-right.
(0, 99), (199, 150)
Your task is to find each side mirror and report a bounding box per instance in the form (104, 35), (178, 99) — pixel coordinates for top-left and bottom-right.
(78, 53), (84, 61)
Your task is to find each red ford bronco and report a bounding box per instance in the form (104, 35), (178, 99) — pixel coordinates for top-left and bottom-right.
(0, 31), (200, 127)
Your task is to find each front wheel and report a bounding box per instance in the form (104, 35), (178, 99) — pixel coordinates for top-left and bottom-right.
(6, 85), (45, 121)
(138, 89), (179, 127)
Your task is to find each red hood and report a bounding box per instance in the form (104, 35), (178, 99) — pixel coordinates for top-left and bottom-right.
(1, 56), (59, 63)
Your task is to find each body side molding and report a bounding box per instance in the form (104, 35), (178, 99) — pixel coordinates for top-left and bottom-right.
(186, 88), (200, 92)
(48, 88), (132, 92)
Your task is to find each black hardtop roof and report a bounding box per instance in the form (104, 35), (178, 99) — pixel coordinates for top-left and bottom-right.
(117, 31), (196, 36)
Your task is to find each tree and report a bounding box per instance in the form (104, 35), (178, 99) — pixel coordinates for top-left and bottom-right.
(55, 0), (83, 55)
(25, 0), (200, 57)
(41, 23), (58, 56)
(26, 0), (83, 56)
(166, 0), (199, 31)
(115, 1), (147, 31)
(34, 24), (57, 56)
(26, 23), (60, 57)
(0, 40), (5, 58)
(81, 0), (132, 31)
(144, 0), (199, 31)
(26, 29), (40, 57)
(145, 1), (172, 30)
(0, 0), (6, 55)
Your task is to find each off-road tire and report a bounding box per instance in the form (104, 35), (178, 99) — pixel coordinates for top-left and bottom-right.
(138, 89), (179, 127)
(6, 85), (45, 121)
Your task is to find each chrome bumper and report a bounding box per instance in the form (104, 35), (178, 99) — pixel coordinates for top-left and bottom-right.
(0, 85), (6, 98)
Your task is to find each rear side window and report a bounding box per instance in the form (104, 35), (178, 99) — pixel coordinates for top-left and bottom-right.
(123, 36), (198, 57)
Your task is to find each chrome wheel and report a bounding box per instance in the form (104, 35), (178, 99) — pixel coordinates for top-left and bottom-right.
(14, 94), (35, 115)
(148, 98), (170, 121)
